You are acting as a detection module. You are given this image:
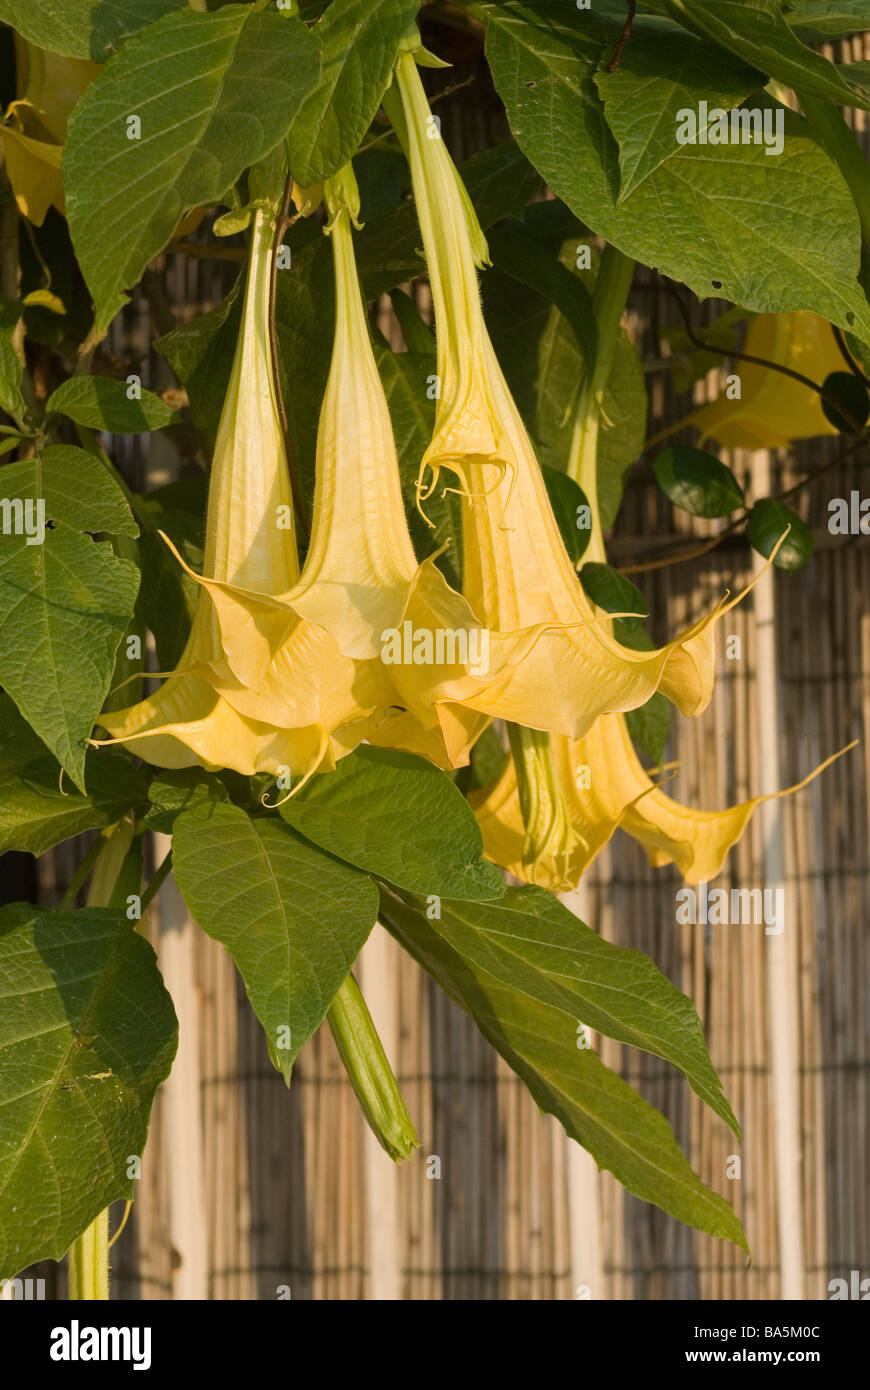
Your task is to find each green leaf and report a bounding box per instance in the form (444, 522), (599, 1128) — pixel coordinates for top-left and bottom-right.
(388, 289), (435, 355)
(484, 221), (646, 529)
(143, 767), (227, 835)
(595, 29), (762, 200)
(0, 527), (139, 793)
(380, 886), (746, 1247)
(375, 346), (462, 587)
(172, 802), (378, 1083)
(0, 0), (186, 62)
(746, 498), (814, 570)
(481, 1), (870, 340)
(786, 2), (870, 39)
(659, 0), (870, 107)
(0, 445), (138, 536)
(625, 692), (672, 766)
(652, 445), (745, 517)
(134, 484), (205, 669)
(280, 745), (505, 900)
(287, 0), (420, 186)
(542, 465), (591, 564)
(154, 277), (243, 450)
(0, 905), (177, 1279)
(46, 377), (178, 434)
(581, 561), (647, 630)
(820, 369), (870, 434)
(64, 6), (321, 330)
(0, 333), (24, 418)
(0, 753), (147, 857)
(487, 220), (597, 368)
(0, 693), (47, 780)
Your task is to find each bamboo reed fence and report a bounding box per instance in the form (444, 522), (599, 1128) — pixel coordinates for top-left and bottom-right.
(3, 30), (868, 1301)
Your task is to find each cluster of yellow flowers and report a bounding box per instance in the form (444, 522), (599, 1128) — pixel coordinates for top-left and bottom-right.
(95, 46), (839, 887)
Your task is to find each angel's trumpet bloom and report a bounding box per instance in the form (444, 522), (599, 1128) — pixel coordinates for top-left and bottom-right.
(473, 713), (853, 891)
(183, 165), (491, 767)
(1, 37), (98, 224)
(98, 206), (373, 779)
(652, 312), (843, 450)
(282, 165), (491, 764)
(386, 50), (737, 738)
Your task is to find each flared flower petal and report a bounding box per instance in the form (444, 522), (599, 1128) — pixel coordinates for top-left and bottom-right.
(96, 205), (373, 782)
(386, 51), (744, 738)
(472, 714), (853, 890)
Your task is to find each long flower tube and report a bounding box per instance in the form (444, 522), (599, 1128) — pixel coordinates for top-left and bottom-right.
(97, 204), (376, 780)
(384, 49), (751, 739)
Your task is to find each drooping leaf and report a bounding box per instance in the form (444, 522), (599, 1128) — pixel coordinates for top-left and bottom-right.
(380, 886), (746, 1247)
(287, 0), (421, 186)
(746, 498), (814, 570)
(0, 752), (147, 857)
(652, 446), (745, 517)
(46, 377), (179, 434)
(172, 801), (379, 1082)
(481, 0), (870, 341)
(0, 905), (177, 1280)
(280, 745), (505, 900)
(0, 694), (48, 780)
(63, 6), (321, 329)
(625, 692), (673, 766)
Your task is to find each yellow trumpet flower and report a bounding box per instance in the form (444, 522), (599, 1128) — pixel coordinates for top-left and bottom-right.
(163, 166), (491, 769)
(473, 714), (853, 891)
(1, 37), (99, 225)
(385, 49), (740, 739)
(97, 205), (374, 780)
(653, 312), (844, 450)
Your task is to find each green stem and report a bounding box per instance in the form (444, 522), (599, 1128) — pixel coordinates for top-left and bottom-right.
(796, 91), (870, 244)
(139, 851), (173, 916)
(66, 822), (137, 1299)
(67, 1210), (109, 1302)
(567, 244), (635, 563)
(327, 973), (419, 1162)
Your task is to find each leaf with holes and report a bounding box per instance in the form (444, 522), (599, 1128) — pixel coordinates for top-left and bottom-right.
(481, 0), (870, 341)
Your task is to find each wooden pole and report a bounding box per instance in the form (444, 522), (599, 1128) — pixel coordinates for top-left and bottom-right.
(752, 452), (805, 1299)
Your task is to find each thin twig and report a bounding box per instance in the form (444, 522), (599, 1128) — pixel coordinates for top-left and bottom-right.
(621, 437), (867, 574)
(664, 283), (869, 436)
(268, 173), (310, 541)
(608, 0), (637, 72)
